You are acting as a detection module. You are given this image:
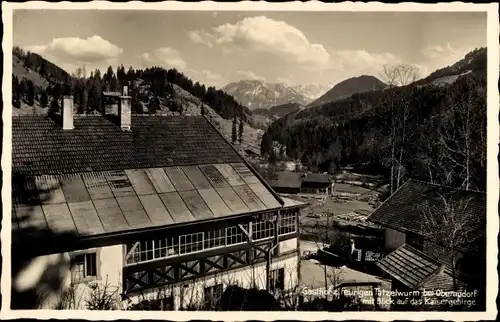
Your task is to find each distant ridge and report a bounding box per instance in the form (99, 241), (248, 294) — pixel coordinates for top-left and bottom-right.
(309, 75), (387, 107)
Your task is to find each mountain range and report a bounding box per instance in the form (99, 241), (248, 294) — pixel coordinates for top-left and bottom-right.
(261, 47), (487, 191)
(221, 80), (315, 110)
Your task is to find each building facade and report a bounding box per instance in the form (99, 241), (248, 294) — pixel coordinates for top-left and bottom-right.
(11, 95), (307, 310)
(367, 180), (486, 309)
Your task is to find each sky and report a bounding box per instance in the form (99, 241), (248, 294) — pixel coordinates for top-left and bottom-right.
(13, 10), (487, 88)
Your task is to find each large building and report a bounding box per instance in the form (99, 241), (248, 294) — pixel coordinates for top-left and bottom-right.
(11, 94), (307, 310)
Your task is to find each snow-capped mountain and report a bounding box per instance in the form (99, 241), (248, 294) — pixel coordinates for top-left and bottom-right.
(291, 84), (330, 100)
(222, 80), (312, 110)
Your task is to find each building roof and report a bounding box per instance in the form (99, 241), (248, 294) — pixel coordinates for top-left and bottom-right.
(269, 171), (302, 189)
(11, 115), (297, 241)
(376, 244), (444, 290)
(367, 180), (486, 240)
(13, 115), (244, 176)
(281, 196), (308, 208)
(302, 173), (332, 184)
(268, 171), (332, 189)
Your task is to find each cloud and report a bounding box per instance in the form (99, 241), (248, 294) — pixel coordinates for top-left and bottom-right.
(421, 43), (459, 60)
(236, 70), (266, 82)
(329, 50), (400, 71)
(187, 31), (214, 48)
(276, 77), (293, 85)
(140, 47), (187, 69)
(188, 16), (400, 80)
(188, 16), (330, 68)
(186, 68), (225, 87)
(419, 43), (473, 77)
(26, 35), (123, 64)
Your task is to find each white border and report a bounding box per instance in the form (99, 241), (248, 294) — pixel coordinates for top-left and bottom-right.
(1, 1), (499, 321)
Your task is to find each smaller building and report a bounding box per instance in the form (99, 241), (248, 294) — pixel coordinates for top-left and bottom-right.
(269, 172), (334, 196)
(367, 179), (486, 310)
(268, 172), (302, 194)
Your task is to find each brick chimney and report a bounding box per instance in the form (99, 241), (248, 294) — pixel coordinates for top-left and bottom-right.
(119, 95), (132, 131)
(62, 95), (74, 130)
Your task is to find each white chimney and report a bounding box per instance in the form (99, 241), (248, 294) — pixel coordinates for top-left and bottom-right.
(119, 95), (132, 131)
(62, 95), (74, 130)
(123, 85), (129, 96)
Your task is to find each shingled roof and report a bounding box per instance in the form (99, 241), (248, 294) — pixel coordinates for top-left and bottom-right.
(12, 115), (243, 176)
(11, 115), (293, 241)
(376, 244), (444, 290)
(367, 180), (486, 239)
(269, 171), (302, 189)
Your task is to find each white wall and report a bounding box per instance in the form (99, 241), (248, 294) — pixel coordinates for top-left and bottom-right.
(280, 237), (298, 254)
(126, 255), (299, 310)
(16, 242), (298, 310)
(384, 228), (406, 251)
(14, 244), (124, 310)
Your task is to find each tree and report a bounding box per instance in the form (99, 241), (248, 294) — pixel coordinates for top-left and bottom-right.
(126, 66), (135, 82)
(148, 96), (160, 114)
(231, 117), (238, 143)
(80, 88), (88, 114)
(40, 90), (49, 108)
(88, 73), (102, 113)
(260, 132), (273, 156)
(436, 75), (485, 190)
(419, 193), (484, 291)
(238, 118), (244, 143)
(381, 64), (420, 193)
(26, 80), (35, 107)
(200, 104), (205, 116)
(13, 75), (21, 108)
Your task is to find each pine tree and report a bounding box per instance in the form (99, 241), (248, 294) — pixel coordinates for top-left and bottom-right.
(27, 80), (35, 107)
(232, 117), (238, 143)
(40, 90), (49, 108)
(200, 104), (205, 116)
(260, 132), (273, 156)
(19, 79), (28, 102)
(238, 118), (244, 143)
(12, 76), (21, 108)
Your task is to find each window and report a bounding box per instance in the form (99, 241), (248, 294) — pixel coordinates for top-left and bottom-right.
(71, 252), (97, 282)
(204, 228), (225, 249)
(126, 237), (178, 265)
(269, 268), (285, 293)
(226, 225), (248, 245)
(179, 232), (204, 255)
(204, 284), (224, 310)
(279, 212), (297, 235)
(252, 220), (274, 240)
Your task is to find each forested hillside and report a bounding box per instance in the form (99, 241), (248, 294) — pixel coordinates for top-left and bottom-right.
(262, 48), (487, 193)
(12, 46), (250, 121)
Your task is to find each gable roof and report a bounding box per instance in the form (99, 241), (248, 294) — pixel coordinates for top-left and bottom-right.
(376, 244), (444, 290)
(268, 171), (332, 189)
(367, 179), (486, 238)
(11, 115), (294, 242)
(12, 115), (242, 176)
(269, 171), (302, 189)
(302, 173), (332, 184)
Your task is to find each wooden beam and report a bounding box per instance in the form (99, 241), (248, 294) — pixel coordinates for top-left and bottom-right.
(238, 224), (252, 242)
(124, 241), (140, 262)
